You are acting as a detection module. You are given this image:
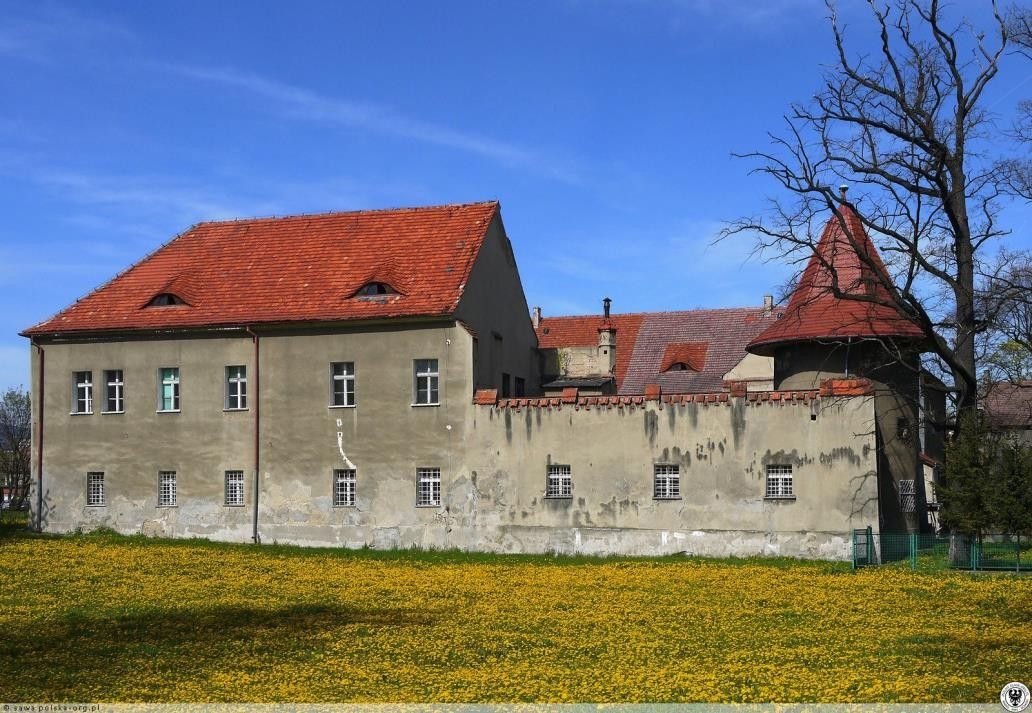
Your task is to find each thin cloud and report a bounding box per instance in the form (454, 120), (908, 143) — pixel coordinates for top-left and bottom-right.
(166, 63), (580, 183)
(0, 3), (136, 64)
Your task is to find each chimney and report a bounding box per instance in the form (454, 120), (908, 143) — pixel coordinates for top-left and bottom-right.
(763, 294), (773, 316)
(532, 306), (541, 329)
(839, 184), (849, 201)
(598, 298), (616, 374)
(603, 297), (612, 320)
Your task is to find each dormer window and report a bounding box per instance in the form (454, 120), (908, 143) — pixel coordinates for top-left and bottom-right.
(357, 282), (396, 297)
(147, 293), (186, 307)
(666, 362), (693, 372)
(660, 342), (709, 374)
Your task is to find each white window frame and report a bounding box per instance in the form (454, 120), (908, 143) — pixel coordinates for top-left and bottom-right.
(654, 464), (681, 500)
(103, 369), (124, 414)
(158, 367), (180, 412)
(413, 359), (440, 406)
(765, 464), (794, 500)
(416, 467), (441, 507)
(72, 371), (93, 414)
(333, 469), (356, 507)
(330, 362), (356, 408)
(86, 472), (105, 507)
(157, 470), (177, 507)
(546, 464), (572, 499)
(224, 470), (245, 507)
(225, 365), (247, 410)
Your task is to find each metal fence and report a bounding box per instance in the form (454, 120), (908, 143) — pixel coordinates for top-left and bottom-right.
(852, 527), (1030, 571)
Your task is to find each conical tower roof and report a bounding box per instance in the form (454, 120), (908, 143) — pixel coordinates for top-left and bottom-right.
(747, 202), (925, 356)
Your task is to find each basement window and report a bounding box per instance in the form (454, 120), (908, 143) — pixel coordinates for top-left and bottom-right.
(765, 464), (794, 500)
(334, 469), (356, 507)
(546, 464), (572, 498)
(416, 467), (441, 507)
(224, 470), (245, 507)
(86, 472), (105, 507)
(158, 471), (177, 507)
(654, 464), (681, 500)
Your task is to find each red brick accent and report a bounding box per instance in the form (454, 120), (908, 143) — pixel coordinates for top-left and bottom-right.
(725, 380), (748, 397)
(644, 383), (662, 400)
(819, 378), (874, 397)
(561, 387), (579, 403)
(473, 389), (497, 405)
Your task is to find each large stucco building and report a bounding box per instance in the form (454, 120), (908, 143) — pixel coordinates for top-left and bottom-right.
(22, 199), (940, 559)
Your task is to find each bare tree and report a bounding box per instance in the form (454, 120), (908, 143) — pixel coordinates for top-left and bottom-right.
(722, 0), (1030, 418)
(0, 387), (31, 519)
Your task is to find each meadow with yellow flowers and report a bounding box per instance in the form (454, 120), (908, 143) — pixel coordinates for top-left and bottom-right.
(1, 528), (1028, 702)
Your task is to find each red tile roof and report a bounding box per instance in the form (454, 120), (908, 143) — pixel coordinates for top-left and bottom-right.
(983, 381), (1032, 429)
(23, 201), (499, 336)
(748, 204), (925, 356)
(537, 307), (777, 394)
(535, 313), (645, 388)
(659, 342), (709, 373)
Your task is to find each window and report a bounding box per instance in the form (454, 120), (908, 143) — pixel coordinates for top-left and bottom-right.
(654, 464), (681, 499)
(357, 282), (396, 296)
(546, 464), (572, 498)
(158, 471), (177, 507)
(224, 470), (244, 507)
(72, 371), (93, 414)
(158, 368), (180, 412)
(514, 377), (526, 397)
(899, 479), (916, 513)
(225, 366), (247, 410)
(413, 359), (439, 405)
(103, 370), (124, 413)
(333, 469), (356, 507)
(147, 293), (186, 307)
(416, 467), (441, 507)
(330, 362), (356, 407)
(765, 464), (794, 499)
(501, 372), (511, 398)
(86, 472), (105, 506)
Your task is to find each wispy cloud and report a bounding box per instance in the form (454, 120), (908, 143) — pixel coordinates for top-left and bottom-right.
(0, 3), (135, 64)
(165, 64), (580, 183)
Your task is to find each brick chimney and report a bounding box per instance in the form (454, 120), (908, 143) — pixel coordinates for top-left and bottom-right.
(763, 294), (773, 316)
(532, 306), (541, 329)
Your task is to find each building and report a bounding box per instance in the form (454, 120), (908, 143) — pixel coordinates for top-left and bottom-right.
(22, 199), (937, 559)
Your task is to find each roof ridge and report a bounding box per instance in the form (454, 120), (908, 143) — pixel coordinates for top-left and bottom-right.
(538, 305), (774, 321)
(194, 200), (500, 227)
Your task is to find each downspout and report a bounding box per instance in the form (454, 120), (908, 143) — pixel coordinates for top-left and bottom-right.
(31, 339), (44, 532)
(245, 326), (261, 544)
(844, 336), (852, 378)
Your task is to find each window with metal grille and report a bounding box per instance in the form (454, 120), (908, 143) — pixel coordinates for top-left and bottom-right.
(899, 479), (916, 513)
(158, 367), (180, 412)
(103, 370), (124, 413)
(224, 470), (244, 507)
(86, 472), (105, 506)
(413, 359), (439, 405)
(330, 362), (356, 407)
(546, 464), (572, 498)
(158, 471), (177, 507)
(72, 371), (93, 414)
(654, 464), (681, 499)
(333, 469), (356, 507)
(765, 464), (794, 499)
(225, 365), (247, 410)
(416, 467), (441, 507)
(514, 376), (526, 397)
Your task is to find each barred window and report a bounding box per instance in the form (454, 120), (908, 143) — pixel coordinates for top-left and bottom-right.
(330, 362), (356, 407)
(654, 464), (681, 499)
(158, 471), (177, 507)
(72, 371), (93, 414)
(546, 464), (572, 498)
(225, 366), (247, 410)
(333, 469), (356, 507)
(86, 472), (105, 506)
(103, 370), (124, 413)
(158, 367), (180, 412)
(765, 464), (794, 499)
(224, 470), (244, 507)
(413, 359), (439, 405)
(416, 467), (441, 507)
(899, 479), (916, 513)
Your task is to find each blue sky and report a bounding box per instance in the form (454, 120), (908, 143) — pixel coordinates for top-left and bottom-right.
(0, 0), (1028, 392)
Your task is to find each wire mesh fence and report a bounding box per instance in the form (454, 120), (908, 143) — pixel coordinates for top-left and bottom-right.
(852, 527), (1030, 571)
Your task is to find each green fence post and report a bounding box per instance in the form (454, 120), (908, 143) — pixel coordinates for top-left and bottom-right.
(852, 530), (856, 570)
(910, 532), (918, 570)
(867, 525), (874, 565)
(970, 537), (979, 571)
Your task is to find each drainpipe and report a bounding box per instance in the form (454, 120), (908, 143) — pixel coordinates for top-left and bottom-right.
(844, 337), (852, 378)
(245, 326), (261, 544)
(31, 339), (44, 532)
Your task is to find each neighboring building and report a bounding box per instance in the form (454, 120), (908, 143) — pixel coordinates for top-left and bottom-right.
(22, 198), (931, 559)
(983, 380), (1032, 446)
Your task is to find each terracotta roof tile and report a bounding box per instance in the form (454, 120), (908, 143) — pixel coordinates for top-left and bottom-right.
(983, 381), (1032, 429)
(23, 201), (499, 335)
(534, 313), (645, 389)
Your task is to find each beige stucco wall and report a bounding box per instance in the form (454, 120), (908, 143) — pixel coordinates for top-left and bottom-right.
(723, 353), (774, 391)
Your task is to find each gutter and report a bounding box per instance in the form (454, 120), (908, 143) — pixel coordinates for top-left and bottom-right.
(31, 339), (44, 532)
(245, 326), (261, 545)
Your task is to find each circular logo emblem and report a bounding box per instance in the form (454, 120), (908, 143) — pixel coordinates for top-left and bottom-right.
(1002, 682), (1031, 713)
